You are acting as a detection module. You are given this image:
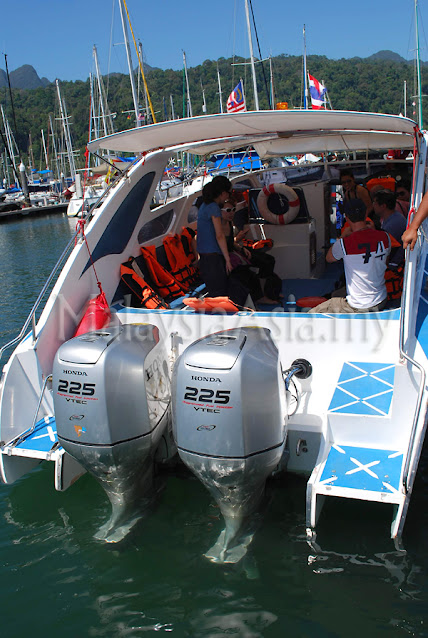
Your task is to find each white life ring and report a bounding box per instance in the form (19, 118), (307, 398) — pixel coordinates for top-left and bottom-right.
(257, 183), (300, 225)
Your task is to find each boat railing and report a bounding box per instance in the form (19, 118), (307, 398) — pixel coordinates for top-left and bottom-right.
(0, 170), (123, 364)
(399, 218), (428, 492)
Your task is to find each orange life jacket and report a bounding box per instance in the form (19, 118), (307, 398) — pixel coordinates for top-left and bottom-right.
(163, 233), (199, 290)
(242, 238), (274, 251)
(183, 296), (240, 313)
(140, 245), (185, 301)
(385, 234), (404, 301)
(385, 265), (404, 300)
(120, 260), (168, 309)
(180, 226), (197, 262)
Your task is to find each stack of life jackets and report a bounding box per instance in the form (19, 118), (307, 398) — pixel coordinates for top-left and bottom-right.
(119, 227), (201, 309)
(140, 246), (186, 302)
(162, 227), (200, 291)
(120, 258), (169, 309)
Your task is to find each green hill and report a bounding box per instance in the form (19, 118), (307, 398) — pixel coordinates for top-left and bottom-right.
(0, 52), (424, 172)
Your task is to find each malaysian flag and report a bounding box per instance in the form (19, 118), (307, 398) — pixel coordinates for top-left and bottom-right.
(308, 73), (327, 109)
(226, 80), (246, 113)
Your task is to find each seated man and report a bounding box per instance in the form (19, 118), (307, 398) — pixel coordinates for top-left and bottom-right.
(395, 179), (411, 217)
(372, 189), (406, 268)
(310, 199), (391, 314)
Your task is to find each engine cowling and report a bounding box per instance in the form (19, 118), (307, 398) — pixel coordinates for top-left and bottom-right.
(52, 323), (174, 542)
(172, 326), (287, 460)
(53, 324), (170, 449)
(172, 326), (287, 543)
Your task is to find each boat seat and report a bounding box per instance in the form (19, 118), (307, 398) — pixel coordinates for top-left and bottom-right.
(160, 228), (201, 290)
(116, 248), (206, 309)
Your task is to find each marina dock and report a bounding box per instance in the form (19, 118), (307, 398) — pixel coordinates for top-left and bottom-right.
(0, 202), (68, 222)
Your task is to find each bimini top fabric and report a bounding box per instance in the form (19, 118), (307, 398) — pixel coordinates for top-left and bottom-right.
(87, 110), (417, 158)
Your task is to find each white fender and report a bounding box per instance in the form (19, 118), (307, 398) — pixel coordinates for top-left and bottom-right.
(257, 183), (300, 225)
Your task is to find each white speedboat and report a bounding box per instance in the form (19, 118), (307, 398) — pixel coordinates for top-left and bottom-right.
(0, 110), (426, 561)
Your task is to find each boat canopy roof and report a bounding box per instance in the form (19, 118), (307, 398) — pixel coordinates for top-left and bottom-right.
(87, 110), (417, 158)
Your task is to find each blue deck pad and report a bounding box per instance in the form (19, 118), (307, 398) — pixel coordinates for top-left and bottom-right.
(328, 362), (395, 416)
(282, 260), (344, 301)
(15, 416), (57, 452)
(320, 444), (403, 493)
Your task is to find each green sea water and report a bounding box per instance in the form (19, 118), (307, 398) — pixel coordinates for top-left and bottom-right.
(1, 214), (428, 637)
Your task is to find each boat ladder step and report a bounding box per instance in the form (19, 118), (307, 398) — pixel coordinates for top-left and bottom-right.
(1, 416), (85, 491)
(307, 443), (405, 529)
(1, 416), (62, 462)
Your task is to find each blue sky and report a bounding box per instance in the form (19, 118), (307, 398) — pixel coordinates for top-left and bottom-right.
(0, 0), (426, 82)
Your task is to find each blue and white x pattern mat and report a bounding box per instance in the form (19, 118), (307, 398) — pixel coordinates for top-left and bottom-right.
(328, 362), (395, 416)
(319, 444), (403, 494)
(14, 416), (58, 453)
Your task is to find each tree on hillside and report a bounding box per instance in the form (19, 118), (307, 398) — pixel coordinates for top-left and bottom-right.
(0, 54), (424, 172)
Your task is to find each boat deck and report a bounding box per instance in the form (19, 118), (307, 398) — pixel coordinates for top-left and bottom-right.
(3, 416), (59, 460)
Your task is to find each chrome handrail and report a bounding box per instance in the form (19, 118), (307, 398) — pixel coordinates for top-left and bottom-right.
(399, 230), (427, 492)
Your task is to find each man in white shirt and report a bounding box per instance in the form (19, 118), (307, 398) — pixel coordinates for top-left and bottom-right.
(310, 199), (391, 313)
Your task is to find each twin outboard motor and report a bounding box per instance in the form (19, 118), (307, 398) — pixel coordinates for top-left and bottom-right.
(53, 324), (174, 542)
(172, 327), (287, 562)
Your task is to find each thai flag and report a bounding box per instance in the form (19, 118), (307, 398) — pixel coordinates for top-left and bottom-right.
(226, 80), (246, 113)
(308, 73), (327, 109)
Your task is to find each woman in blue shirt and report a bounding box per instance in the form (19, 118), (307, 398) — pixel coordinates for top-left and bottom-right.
(197, 175), (234, 298)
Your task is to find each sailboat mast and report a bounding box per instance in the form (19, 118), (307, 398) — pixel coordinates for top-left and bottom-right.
(89, 73), (98, 140)
(118, 0), (141, 127)
(139, 42), (150, 124)
(1, 104), (17, 172)
(303, 25), (309, 110)
(217, 64), (223, 114)
(183, 51), (193, 117)
(244, 0), (259, 110)
(41, 129), (49, 169)
(269, 56), (275, 109)
(56, 79), (76, 180)
(170, 94), (176, 120)
(93, 45), (115, 137)
(201, 80), (207, 114)
(404, 80), (407, 118)
(415, 0), (423, 128)
(49, 114), (60, 181)
(28, 133), (34, 172)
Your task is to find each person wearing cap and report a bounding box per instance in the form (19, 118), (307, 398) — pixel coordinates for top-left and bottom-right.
(310, 198), (391, 313)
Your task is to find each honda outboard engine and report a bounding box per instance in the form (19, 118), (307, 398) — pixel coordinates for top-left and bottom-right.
(172, 327), (287, 563)
(53, 324), (174, 542)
